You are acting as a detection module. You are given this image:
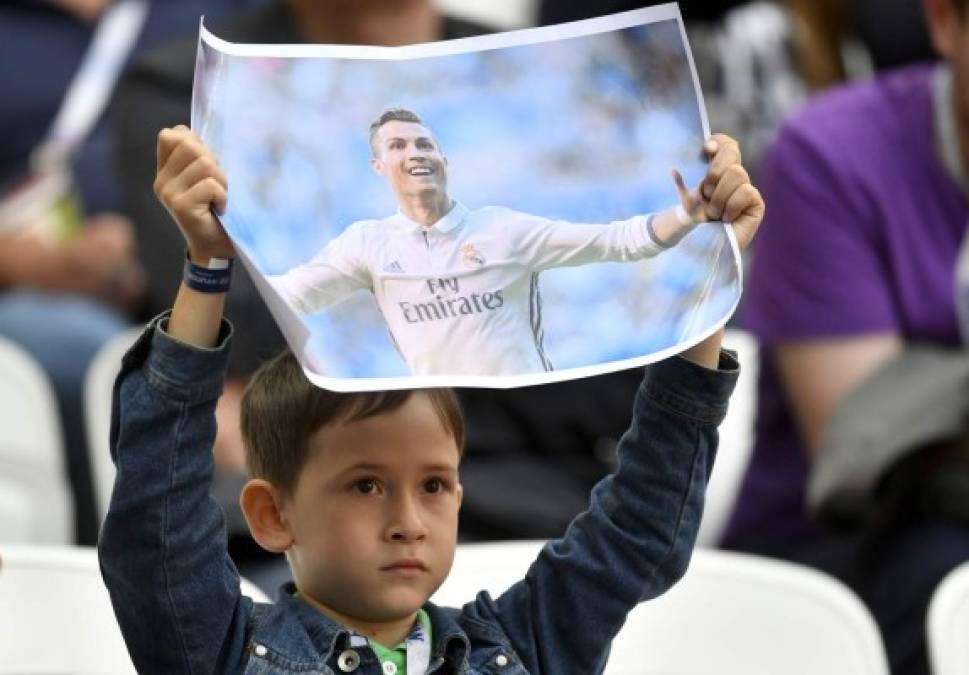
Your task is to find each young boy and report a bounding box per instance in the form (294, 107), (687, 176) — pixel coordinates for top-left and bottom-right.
(98, 126), (763, 674)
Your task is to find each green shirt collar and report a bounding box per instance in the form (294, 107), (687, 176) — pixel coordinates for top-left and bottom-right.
(368, 609), (432, 675)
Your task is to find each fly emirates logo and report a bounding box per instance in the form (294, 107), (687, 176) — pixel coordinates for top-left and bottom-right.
(399, 277), (504, 324)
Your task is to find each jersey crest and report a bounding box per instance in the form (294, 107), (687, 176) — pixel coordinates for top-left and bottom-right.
(461, 243), (486, 268)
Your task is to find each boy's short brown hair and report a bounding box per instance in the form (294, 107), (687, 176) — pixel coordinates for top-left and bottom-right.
(241, 351), (464, 494)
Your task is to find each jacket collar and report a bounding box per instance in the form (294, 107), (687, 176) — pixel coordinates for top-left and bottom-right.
(257, 585), (473, 670)
(393, 201), (469, 235)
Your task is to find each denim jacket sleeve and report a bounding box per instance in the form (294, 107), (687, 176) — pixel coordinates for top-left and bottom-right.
(98, 314), (252, 674)
(468, 351), (739, 674)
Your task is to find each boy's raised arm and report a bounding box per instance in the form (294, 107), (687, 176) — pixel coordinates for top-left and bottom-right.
(157, 124), (235, 348)
(464, 136), (762, 673)
(98, 126), (252, 672)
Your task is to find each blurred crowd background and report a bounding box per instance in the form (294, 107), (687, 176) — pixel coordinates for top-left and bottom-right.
(2, 2), (967, 675)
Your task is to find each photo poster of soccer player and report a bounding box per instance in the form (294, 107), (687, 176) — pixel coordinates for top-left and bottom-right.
(190, 3), (741, 391)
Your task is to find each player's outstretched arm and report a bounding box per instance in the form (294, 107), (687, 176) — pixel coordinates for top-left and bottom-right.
(651, 134), (764, 250)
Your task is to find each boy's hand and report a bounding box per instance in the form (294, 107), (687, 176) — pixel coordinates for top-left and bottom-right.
(672, 133), (764, 252)
(154, 125), (234, 263)
(675, 134), (765, 369)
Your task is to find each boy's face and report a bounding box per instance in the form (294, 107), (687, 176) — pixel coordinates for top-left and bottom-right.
(281, 392), (463, 625)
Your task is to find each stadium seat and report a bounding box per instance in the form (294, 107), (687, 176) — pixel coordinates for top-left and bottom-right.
(435, 0), (536, 28)
(0, 335), (72, 544)
(0, 543), (270, 674)
(697, 328), (758, 546)
(83, 326), (142, 521)
(433, 542), (890, 675)
(927, 560), (969, 675)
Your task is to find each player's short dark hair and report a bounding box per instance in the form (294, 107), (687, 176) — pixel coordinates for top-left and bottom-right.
(241, 350), (464, 494)
(368, 108), (425, 156)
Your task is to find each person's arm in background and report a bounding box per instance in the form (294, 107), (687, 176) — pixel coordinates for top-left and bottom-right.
(774, 335), (902, 458)
(0, 213), (144, 311)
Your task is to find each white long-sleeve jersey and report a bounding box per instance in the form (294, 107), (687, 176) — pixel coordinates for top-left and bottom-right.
(269, 202), (667, 376)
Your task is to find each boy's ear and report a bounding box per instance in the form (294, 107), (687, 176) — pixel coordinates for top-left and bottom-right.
(240, 479), (293, 554)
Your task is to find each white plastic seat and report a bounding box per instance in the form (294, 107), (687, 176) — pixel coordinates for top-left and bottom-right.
(0, 335), (72, 544)
(434, 542), (890, 675)
(83, 326), (142, 521)
(605, 549), (889, 675)
(433, 0), (536, 28)
(0, 543), (270, 674)
(697, 328), (758, 546)
(927, 560), (969, 675)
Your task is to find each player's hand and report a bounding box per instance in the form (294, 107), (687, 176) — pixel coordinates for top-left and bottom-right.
(672, 133), (764, 252)
(154, 125), (235, 263)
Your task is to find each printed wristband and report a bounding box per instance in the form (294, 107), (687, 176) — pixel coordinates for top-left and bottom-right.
(184, 251), (233, 293)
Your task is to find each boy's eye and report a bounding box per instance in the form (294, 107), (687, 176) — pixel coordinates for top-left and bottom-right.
(353, 479), (377, 494)
(424, 478), (443, 494)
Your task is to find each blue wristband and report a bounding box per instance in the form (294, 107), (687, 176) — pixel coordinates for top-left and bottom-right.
(184, 251), (233, 293)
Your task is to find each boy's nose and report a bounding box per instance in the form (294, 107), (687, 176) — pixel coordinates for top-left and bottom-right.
(386, 497), (428, 542)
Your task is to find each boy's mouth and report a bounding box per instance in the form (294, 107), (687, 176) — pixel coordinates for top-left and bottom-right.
(381, 558), (428, 574)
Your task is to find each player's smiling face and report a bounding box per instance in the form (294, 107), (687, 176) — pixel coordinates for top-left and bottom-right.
(372, 120), (448, 200)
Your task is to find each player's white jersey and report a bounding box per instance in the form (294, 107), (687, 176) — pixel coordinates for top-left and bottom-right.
(269, 202), (666, 375)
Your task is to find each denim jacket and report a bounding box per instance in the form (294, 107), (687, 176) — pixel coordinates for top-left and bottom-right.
(98, 315), (738, 674)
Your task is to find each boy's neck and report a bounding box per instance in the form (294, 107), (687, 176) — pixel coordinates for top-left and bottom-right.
(296, 590), (419, 647)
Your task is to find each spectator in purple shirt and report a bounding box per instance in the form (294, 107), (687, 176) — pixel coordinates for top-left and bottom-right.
(722, 1), (969, 673)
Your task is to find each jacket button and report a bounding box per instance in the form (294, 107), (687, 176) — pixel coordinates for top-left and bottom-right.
(337, 649), (361, 672)
(253, 644), (267, 657)
(382, 662), (398, 675)
(495, 654), (509, 667)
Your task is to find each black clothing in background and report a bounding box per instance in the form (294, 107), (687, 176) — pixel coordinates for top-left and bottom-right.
(846, 0), (934, 70)
(538, 1), (752, 26)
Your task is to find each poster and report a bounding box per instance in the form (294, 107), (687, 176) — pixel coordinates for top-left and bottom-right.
(192, 4), (740, 390)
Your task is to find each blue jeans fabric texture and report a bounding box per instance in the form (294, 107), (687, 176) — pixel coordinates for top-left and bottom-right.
(98, 314), (738, 674)
(0, 290), (126, 544)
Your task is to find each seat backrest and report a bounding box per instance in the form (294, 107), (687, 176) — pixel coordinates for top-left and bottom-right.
(605, 550), (890, 675)
(0, 543), (135, 673)
(927, 560), (969, 675)
(431, 540), (544, 608)
(84, 326), (143, 521)
(434, 0), (536, 28)
(434, 542), (890, 675)
(696, 328), (758, 546)
(0, 335), (72, 543)
(0, 543), (270, 674)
